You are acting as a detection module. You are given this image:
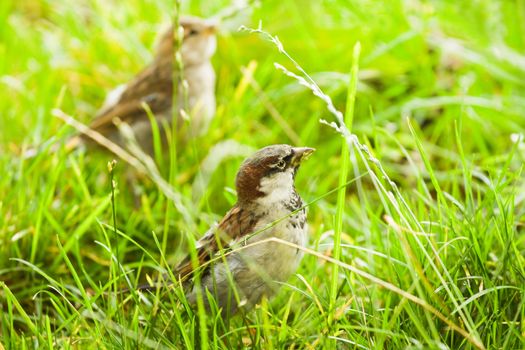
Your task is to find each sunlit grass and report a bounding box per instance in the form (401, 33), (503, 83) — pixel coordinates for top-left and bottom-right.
(1, 0), (525, 349)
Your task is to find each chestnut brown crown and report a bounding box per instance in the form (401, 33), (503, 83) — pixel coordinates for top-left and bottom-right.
(235, 144), (315, 203)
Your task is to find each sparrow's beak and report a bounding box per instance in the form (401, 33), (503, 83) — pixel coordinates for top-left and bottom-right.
(203, 20), (218, 35)
(291, 147), (315, 167)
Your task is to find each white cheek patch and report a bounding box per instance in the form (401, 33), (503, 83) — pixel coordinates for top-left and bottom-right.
(205, 36), (217, 58)
(182, 36), (216, 65)
(256, 168), (295, 206)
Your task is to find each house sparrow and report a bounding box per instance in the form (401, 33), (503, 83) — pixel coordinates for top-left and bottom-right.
(138, 144), (315, 315)
(22, 16), (217, 159)
(77, 16), (217, 153)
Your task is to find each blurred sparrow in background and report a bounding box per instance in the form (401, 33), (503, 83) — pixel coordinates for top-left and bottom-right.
(73, 16), (218, 154)
(137, 144), (315, 315)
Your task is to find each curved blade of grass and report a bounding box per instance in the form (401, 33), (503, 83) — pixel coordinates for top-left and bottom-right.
(1, 282), (45, 344)
(329, 41), (361, 328)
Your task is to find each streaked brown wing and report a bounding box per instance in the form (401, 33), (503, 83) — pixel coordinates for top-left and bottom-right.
(89, 56), (173, 134)
(175, 205), (259, 280)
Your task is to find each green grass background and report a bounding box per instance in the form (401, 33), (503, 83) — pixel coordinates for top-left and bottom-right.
(1, 0), (525, 349)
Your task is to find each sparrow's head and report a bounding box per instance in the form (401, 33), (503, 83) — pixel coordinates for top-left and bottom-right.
(157, 16), (217, 66)
(235, 144), (315, 204)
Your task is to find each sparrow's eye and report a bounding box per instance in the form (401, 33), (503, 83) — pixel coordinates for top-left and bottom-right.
(275, 159), (286, 169)
(188, 29), (199, 36)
